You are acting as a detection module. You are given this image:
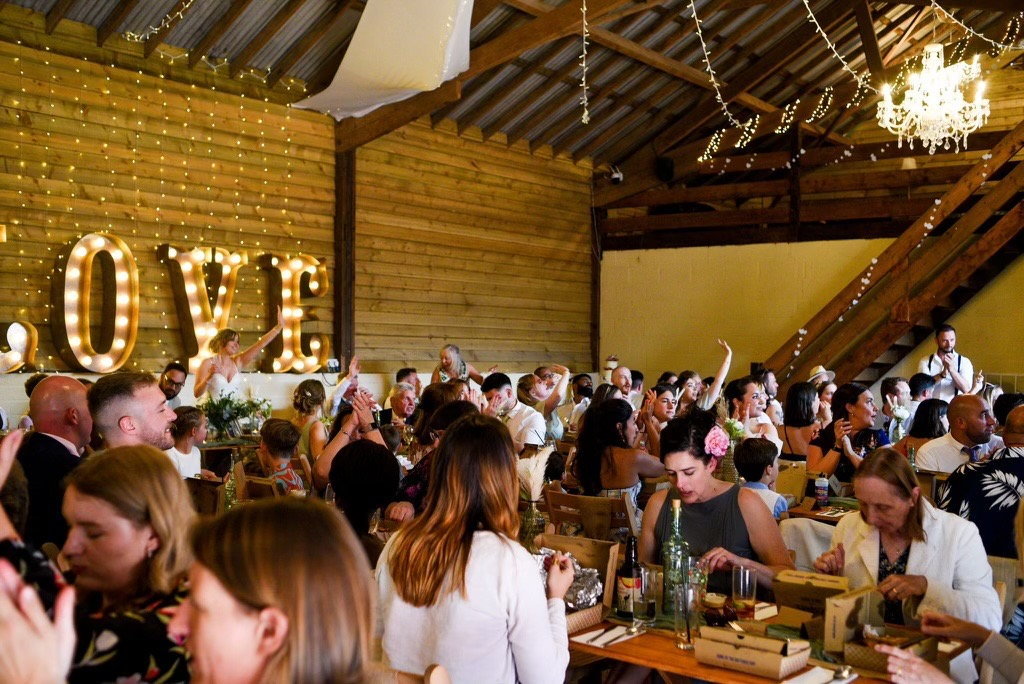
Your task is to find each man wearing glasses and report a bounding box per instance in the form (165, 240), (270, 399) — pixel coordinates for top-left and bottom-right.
(159, 361), (189, 409)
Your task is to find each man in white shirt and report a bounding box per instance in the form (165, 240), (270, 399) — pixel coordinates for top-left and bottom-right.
(89, 372), (177, 449)
(917, 324), (974, 402)
(917, 394), (996, 473)
(481, 373), (546, 454)
(564, 373), (593, 430)
(904, 373), (936, 434)
(158, 361), (188, 410)
(627, 369), (645, 409)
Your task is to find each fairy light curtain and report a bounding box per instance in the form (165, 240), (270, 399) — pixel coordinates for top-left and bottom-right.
(294, 0), (473, 120)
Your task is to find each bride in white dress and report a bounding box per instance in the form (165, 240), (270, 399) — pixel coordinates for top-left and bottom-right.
(194, 308), (284, 400)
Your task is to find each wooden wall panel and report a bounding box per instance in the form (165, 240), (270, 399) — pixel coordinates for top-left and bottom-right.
(0, 8), (335, 373)
(355, 120), (594, 373)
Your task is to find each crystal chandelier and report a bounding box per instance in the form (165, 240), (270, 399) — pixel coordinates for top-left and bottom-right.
(877, 44), (989, 154)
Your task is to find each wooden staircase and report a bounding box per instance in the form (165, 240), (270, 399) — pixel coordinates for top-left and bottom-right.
(765, 118), (1024, 390)
(854, 231), (1024, 384)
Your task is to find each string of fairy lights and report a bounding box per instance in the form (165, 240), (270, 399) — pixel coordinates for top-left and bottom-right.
(678, 0), (1023, 380)
(579, 0), (590, 125)
(0, 26), (327, 372)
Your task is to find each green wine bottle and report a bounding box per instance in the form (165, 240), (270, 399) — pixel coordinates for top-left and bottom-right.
(661, 498), (689, 616)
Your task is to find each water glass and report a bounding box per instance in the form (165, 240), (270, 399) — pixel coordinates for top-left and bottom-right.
(732, 565), (756, 618)
(323, 483), (335, 505)
(673, 584), (700, 650)
(636, 565), (659, 627)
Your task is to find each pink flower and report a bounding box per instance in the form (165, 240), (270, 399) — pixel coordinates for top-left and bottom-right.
(704, 426), (730, 458)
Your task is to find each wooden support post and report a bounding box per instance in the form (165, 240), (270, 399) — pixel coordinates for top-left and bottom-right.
(591, 207), (605, 372)
(334, 149), (356, 366)
(789, 126), (802, 239)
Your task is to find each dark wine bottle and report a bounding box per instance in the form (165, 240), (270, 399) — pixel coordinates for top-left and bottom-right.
(616, 535), (643, 619)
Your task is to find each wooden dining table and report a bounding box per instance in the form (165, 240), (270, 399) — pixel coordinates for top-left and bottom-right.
(570, 622), (888, 682)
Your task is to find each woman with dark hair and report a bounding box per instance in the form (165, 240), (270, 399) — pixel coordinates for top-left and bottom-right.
(639, 410), (793, 593)
(894, 398), (948, 458)
(377, 413), (574, 681)
(656, 371), (678, 386)
(807, 382), (889, 481)
(675, 371), (702, 418)
(590, 383), (623, 409)
(814, 448), (1000, 682)
(385, 400), (479, 523)
(780, 382), (821, 462)
(574, 399), (663, 512)
(329, 440), (400, 565)
(816, 380), (837, 425)
(411, 382), (461, 451)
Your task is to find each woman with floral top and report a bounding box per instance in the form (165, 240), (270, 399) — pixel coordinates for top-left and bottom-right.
(0, 430), (195, 684)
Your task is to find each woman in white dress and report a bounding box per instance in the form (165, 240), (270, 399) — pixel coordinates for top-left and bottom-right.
(193, 308), (283, 400)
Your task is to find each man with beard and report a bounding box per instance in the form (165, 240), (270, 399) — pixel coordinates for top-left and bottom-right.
(158, 361), (188, 409)
(918, 394), (996, 473)
(88, 372), (177, 450)
(918, 324), (975, 402)
(940, 406), (1024, 557)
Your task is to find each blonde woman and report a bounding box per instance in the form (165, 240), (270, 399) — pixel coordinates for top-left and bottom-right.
(60, 445), (194, 682)
(430, 343), (495, 385)
(193, 306), (284, 399)
(291, 379), (328, 464)
(377, 413), (574, 682)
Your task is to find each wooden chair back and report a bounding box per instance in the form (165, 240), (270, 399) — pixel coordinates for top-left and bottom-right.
(290, 454), (313, 492)
(233, 461), (279, 501)
(988, 555), (1021, 625)
(393, 664), (450, 684)
(775, 461), (808, 502)
(543, 489), (639, 540)
(185, 477), (222, 515)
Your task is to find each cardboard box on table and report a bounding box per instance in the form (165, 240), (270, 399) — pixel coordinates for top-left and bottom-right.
(538, 533), (618, 633)
(772, 570), (850, 614)
(694, 627), (811, 679)
(825, 586), (941, 675)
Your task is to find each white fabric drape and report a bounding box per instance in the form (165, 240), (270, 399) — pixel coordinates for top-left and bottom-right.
(294, 0), (473, 120)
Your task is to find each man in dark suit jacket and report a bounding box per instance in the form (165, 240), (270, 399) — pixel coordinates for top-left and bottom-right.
(16, 375), (92, 547)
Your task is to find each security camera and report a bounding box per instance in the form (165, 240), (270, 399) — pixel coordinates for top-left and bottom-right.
(608, 165), (624, 184)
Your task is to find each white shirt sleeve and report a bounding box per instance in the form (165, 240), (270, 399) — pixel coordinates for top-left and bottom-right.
(917, 356), (934, 375)
(505, 546), (569, 684)
(917, 519), (1003, 631)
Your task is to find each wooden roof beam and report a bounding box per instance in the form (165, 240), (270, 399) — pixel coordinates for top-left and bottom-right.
(472, 0), (506, 26)
(143, 0), (191, 57)
(96, 0), (140, 47)
(45, 0), (78, 34)
(266, 0), (355, 87)
(229, 0), (307, 78)
(334, 0), (644, 152)
(189, 0), (256, 68)
(610, 163), (984, 208)
(602, 219), (911, 250)
(894, 0), (1019, 10)
(601, 196), (941, 234)
(853, 0), (885, 87)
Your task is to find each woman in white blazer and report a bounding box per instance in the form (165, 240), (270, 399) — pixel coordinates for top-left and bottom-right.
(815, 448), (1001, 682)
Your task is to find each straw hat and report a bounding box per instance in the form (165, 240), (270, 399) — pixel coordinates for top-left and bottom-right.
(807, 365), (835, 384)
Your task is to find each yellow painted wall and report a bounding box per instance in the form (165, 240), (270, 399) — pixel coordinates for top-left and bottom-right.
(601, 240), (1024, 385)
(601, 239), (893, 379)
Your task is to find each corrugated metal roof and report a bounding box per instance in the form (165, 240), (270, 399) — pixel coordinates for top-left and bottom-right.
(5, 0), (1018, 167)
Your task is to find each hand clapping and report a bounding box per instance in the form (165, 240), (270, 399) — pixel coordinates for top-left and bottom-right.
(814, 542), (845, 575)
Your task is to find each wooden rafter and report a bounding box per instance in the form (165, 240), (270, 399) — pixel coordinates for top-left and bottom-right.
(472, 0), (507, 26)
(609, 164), (985, 208)
(96, 0), (140, 47)
(143, 0), (191, 58)
(229, 0), (307, 78)
(602, 219), (911, 250)
(600, 196), (940, 234)
(334, 0), (641, 152)
(188, 0), (256, 68)
(302, 36), (353, 95)
(854, 0), (885, 86)
(266, 0), (355, 87)
(895, 0), (1019, 9)
(45, 0), (78, 35)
